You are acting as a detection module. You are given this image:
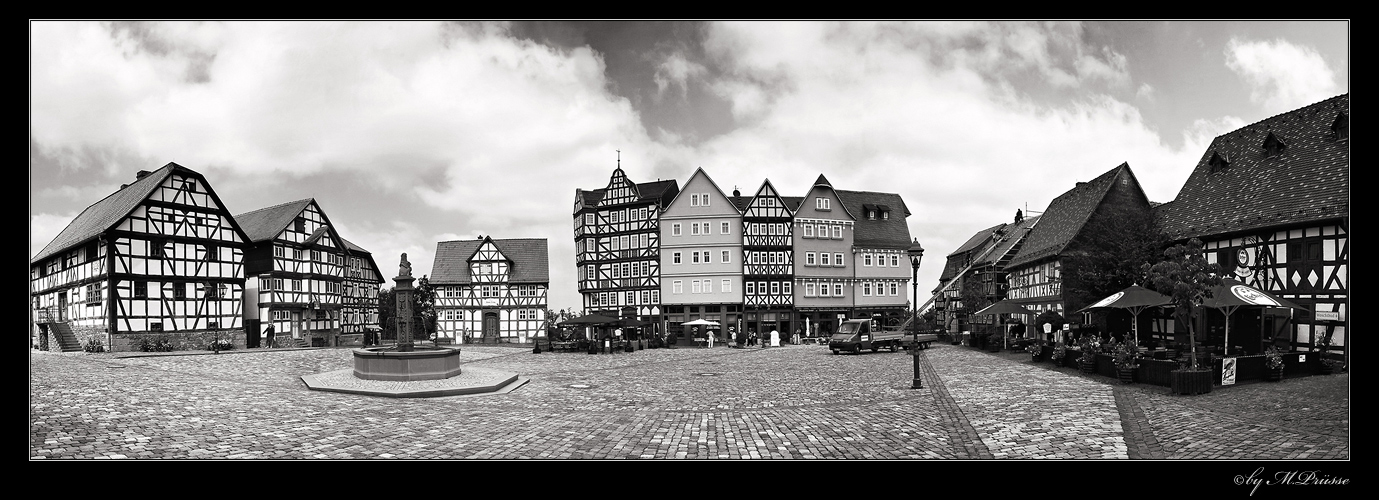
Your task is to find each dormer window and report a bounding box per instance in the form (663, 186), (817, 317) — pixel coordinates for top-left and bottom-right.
(868, 210), (876, 220)
(1208, 151), (1230, 173)
(1262, 132), (1287, 158)
(1332, 113), (1349, 141)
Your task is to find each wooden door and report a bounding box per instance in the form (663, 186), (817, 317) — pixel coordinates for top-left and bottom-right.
(484, 312), (498, 343)
(58, 292), (67, 322)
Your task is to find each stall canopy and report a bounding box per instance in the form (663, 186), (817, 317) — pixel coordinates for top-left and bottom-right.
(1078, 285), (1173, 344)
(973, 301), (1034, 348)
(1202, 278), (1309, 354)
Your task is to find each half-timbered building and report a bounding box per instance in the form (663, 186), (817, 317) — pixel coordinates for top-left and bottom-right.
(573, 162), (678, 325)
(838, 189), (914, 328)
(431, 237), (549, 344)
(659, 168), (744, 342)
(30, 163), (250, 352)
(235, 199), (349, 348)
(341, 237), (384, 338)
(932, 214), (1040, 334)
(1005, 163), (1154, 323)
(791, 175), (856, 337)
(1156, 93), (1349, 360)
(741, 179), (800, 336)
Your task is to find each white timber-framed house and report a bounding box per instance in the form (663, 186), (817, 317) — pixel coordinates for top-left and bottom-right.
(341, 237), (384, 338)
(431, 236), (549, 344)
(235, 198), (349, 348)
(1156, 94), (1348, 362)
(573, 161), (678, 325)
(740, 179), (800, 336)
(31, 163), (250, 352)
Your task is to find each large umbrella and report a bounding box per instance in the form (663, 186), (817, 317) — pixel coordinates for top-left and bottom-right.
(973, 300), (1034, 349)
(1078, 285), (1173, 345)
(1202, 279), (1309, 355)
(681, 319), (721, 327)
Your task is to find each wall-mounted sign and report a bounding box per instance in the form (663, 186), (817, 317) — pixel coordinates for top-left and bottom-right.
(482, 298), (499, 307)
(1316, 311), (1340, 321)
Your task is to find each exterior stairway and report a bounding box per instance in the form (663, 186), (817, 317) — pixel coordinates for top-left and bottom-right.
(45, 322), (84, 353)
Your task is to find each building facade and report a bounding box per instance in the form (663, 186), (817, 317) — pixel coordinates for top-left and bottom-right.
(432, 237), (549, 344)
(341, 238), (384, 336)
(741, 180), (799, 336)
(573, 163), (678, 324)
(236, 199), (348, 348)
(659, 168), (744, 340)
(30, 163), (250, 352)
(837, 189), (914, 328)
(791, 175), (857, 337)
(1156, 94), (1348, 359)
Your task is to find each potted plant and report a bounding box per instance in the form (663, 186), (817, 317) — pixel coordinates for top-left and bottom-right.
(1025, 341), (1043, 362)
(1263, 346), (1285, 381)
(986, 331), (1004, 352)
(1145, 239), (1222, 395)
(1112, 340), (1140, 384)
(1077, 335), (1099, 374)
(1050, 342), (1067, 367)
(1315, 333), (1343, 375)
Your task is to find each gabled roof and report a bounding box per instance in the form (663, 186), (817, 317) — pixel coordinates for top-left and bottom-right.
(340, 236), (385, 284)
(976, 215), (1040, 267)
(233, 198), (314, 243)
(1007, 163), (1137, 269)
(781, 197), (803, 212)
(32, 162), (251, 264)
(1157, 93), (1349, 239)
(664, 167), (742, 214)
(835, 190), (911, 249)
(939, 223), (1005, 281)
(575, 178), (680, 211)
(430, 238), (549, 285)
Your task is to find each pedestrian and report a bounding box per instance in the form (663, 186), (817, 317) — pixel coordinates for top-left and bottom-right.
(734, 327), (745, 348)
(263, 323), (275, 349)
(793, 328), (802, 345)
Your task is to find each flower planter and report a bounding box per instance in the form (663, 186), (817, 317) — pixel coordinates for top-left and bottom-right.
(1078, 359), (1097, 374)
(1264, 367), (1284, 382)
(1117, 367), (1136, 384)
(1171, 369), (1213, 395)
(1317, 362), (1335, 375)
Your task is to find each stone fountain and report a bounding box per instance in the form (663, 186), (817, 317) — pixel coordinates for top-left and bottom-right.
(301, 253), (522, 397)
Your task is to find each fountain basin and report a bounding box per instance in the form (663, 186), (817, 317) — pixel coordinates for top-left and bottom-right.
(353, 346), (463, 381)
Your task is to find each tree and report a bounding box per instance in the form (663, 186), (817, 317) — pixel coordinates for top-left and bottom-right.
(413, 275), (437, 340)
(1062, 205), (1166, 314)
(959, 271), (994, 334)
(378, 287), (395, 341)
(1144, 238), (1222, 370)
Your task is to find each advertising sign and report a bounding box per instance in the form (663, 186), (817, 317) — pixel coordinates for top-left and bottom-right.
(1222, 357), (1237, 385)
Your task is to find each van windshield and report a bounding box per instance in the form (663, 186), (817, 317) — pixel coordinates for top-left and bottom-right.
(838, 322), (862, 334)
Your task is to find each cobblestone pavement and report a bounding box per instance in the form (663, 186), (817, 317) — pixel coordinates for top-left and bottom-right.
(29, 344), (1348, 460)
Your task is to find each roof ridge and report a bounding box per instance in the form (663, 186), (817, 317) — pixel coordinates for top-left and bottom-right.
(1211, 93), (1348, 143)
(232, 197), (313, 218)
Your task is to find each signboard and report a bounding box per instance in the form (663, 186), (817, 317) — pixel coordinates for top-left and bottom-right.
(1221, 357), (1237, 386)
(1043, 323), (1052, 334)
(1316, 311), (1340, 321)
(482, 298), (499, 307)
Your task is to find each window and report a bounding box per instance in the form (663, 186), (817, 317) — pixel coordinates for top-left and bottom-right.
(292, 280), (302, 291)
(673, 223), (682, 236)
(701, 193), (710, 206)
(621, 263), (629, 277)
(863, 282), (872, 296)
(173, 283), (187, 300)
(134, 281), (148, 299)
(864, 254), (872, 267)
(806, 252), (816, 266)
(692, 252), (700, 264)
(294, 217), (305, 233)
(803, 224), (814, 238)
(689, 193), (700, 207)
(311, 250), (320, 262)
(585, 213), (594, 225)
(746, 282), (756, 295)
(883, 212), (889, 220)
(832, 226), (842, 239)
(692, 223), (700, 236)
(625, 292), (634, 304)
(721, 250), (730, 263)
(816, 197), (830, 210)
(151, 240), (168, 259)
(834, 283), (844, 296)
(205, 283), (220, 299)
(673, 281), (683, 294)
(293, 249), (303, 260)
(890, 282), (899, 296)
(704, 280), (713, 293)
(86, 241), (100, 263)
(806, 282), (815, 297)
(674, 252), (682, 264)
(85, 284), (102, 304)
(702, 251), (711, 263)
(821, 253), (831, 266)
(1262, 132), (1287, 158)
(642, 261), (649, 276)
(835, 253), (845, 266)
(757, 282), (767, 295)
(868, 210), (876, 220)
(770, 282), (780, 295)
(640, 234), (648, 248)
(150, 322), (163, 331)
(819, 282), (829, 297)
(721, 222), (730, 234)
(621, 235), (630, 249)
(891, 255), (900, 267)
(783, 282), (792, 295)
(722, 280), (731, 293)
(1332, 113), (1349, 141)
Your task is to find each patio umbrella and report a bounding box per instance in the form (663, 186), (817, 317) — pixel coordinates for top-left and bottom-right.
(972, 300), (1034, 349)
(681, 319), (721, 327)
(1077, 285), (1173, 344)
(1202, 279), (1309, 355)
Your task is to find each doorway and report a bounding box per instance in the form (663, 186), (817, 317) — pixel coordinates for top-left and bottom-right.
(483, 312), (499, 343)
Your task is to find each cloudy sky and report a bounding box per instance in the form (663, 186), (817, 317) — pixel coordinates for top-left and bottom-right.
(30, 20), (1348, 312)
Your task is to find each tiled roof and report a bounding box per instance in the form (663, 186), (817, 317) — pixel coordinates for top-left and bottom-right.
(340, 236), (385, 284)
(781, 197), (803, 212)
(1157, 94), (1349, 239)
(1007, 163), (1131, 269)
(32, 163), (178, 263)
(951, 223), (1006, 257)
(233, 199), (313, 243)
(430, 237), (549, 285)
(835, 190), (912, 249)
(575, 179), (680, 211)
(976, 215), (1040, 267)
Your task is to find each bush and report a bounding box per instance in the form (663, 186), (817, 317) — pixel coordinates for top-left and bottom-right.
(83, 337), (106, 353)
(136, 334), (175, 352)
(1111, 339), (1140, 370)
(207, 338), (234, 351)
(1078, 335), (1099, 364)
(1264, 346), (1284, 370)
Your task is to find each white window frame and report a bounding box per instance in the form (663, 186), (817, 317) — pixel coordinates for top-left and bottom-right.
(692, 280), (702, 294)
(674, 252), (682, 265)
(721, 221), (730, 234)
(673, 223), (682, 236)
(806, 252), (816, 266)
(820, 253), (831, 266)
(819, 282), (829, 297)
(673, 280), (683, 294)
(817, 197), (830, 210)
(803, 224), (814, 238)
(834, 253), (845, 267)
(722, 280), (731, 293)
(805, 282), (815, 297)
(721, 250), (730, 263)
(832, 226), (842, 239)
(834, 283), (844, 296)
(746, 282), (756, 295)
(783, 282), (792, 295)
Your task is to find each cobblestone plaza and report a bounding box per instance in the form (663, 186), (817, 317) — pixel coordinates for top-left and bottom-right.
(30, 344), (1348, 460)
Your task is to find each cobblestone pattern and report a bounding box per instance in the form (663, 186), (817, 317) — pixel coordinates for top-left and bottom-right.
(916, 349), (992, 459)
(30, 344), (1349, 460)
(1114, 388), (1167, 459)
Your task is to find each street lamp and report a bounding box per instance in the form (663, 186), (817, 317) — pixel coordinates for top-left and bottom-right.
(908, 238), (925, 389)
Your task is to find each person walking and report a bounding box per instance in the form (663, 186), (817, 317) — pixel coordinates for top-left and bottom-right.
(263, 324), (275, 349)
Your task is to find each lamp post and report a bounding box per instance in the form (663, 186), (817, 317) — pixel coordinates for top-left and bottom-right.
(909, 238), (925, 389)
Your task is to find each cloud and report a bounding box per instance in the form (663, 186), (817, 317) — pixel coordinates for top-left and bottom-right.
(1225, 37), (1338, 112)
(653, 51), (708, 102)
(30, 213), (77, 260)
(1135, 82), (1155, 102)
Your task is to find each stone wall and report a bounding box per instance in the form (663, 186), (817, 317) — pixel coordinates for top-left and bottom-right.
(111, 329), (246, 353)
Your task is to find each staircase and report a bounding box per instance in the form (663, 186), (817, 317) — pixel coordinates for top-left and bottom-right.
(41, 321), (84, 353)
(292, 337), (309, 348)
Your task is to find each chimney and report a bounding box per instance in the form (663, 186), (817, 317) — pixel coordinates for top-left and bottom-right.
(136, 170), (152, 180)
(1075, 181), (1087, 187)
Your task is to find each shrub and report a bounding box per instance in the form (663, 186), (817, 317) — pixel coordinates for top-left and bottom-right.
(1078, 335), (1099, 364)
(1264, 346), (1284, 370)
(83, 337), (106, 353)
(136, 334), (176, 352)
(207, 338), (235, 351)
(1112, 340), (1140, 370)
